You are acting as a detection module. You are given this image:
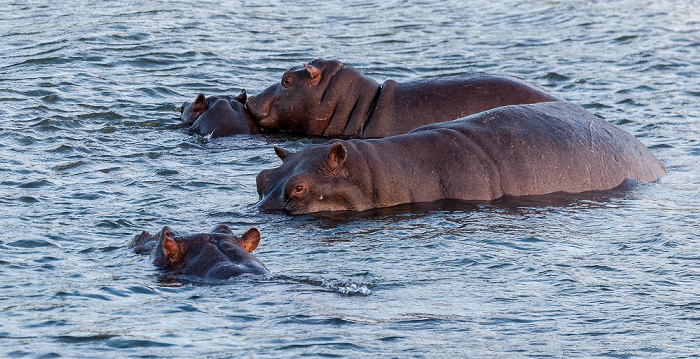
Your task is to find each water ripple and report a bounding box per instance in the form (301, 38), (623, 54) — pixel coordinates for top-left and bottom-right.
(0, 0), (697, 357)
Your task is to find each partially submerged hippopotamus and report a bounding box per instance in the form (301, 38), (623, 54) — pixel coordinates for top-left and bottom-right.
(130, 225), (268, 279)
(246, 58), (562, 138)
(256, 100), (666, 214)
(179, 90), (259, 138)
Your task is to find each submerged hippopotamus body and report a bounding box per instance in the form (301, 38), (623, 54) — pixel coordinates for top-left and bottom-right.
(256, 101), (666, 214)
(130, 225), (268, 279)
(246, 58), (562, 138)
(179, 90), (259, 138)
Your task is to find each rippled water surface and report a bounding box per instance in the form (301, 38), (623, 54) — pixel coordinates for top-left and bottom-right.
(1, 0), (699, 357)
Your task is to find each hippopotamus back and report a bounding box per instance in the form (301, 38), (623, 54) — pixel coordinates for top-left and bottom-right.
(256, 101), (665, 214)
(362, 74), (561, 138)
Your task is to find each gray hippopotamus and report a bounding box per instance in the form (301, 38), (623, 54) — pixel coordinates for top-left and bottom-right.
(256, 100), (666, 214)
(246, 58), (562, 138)
(130, 225), (268, 279)
(179, 90), (259, 137)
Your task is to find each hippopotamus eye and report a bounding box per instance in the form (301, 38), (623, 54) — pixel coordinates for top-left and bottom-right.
(287, 182), (308, 199)
(281, 75), (294, 88)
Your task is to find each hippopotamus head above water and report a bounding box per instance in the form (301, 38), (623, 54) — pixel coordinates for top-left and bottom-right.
(256, 141), (368, 214)
(180, 93), (210, 126)
(180, 90), (247, 125)
(246, 59), (349, 135)
(246, 58), (562, 138)
(130, 225), (268, 279)
(178, 90), (259, 138)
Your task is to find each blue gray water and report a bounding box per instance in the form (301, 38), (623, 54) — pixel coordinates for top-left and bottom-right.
(1, 0), (699, 357)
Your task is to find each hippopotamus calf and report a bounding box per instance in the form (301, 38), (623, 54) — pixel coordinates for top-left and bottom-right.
(256, 101), (666, 214)
(179, 90), (259, 137)
(130, 225), (268, 279)
(246, 58), (562, 138)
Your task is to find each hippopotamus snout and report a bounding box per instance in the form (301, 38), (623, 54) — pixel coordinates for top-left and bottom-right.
(255, 175), (287, 213)
(256, 193), (285, 213)
(256, 166), (279, 199)
(246, 88), (278, 129)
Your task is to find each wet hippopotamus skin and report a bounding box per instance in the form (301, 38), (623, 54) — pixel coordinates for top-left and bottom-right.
(256, 100), (666, 214)
(130, 225), (268, 279)
(179, 90), (259, 137)
(246, 58), (562, 138)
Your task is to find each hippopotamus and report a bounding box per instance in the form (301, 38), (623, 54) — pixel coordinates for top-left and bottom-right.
(179, 90), (259, 137)
(246, 58), (562, 138)
(256, 100), (666, 214)
(129, 225), (268, 279)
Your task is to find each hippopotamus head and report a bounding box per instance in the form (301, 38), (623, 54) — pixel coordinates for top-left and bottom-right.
(246, 58), (345, 135)
(256, 142), (372, 214)
(180, 93), (209, 126)
(179, 90), (248, 126)
(131, 225), (268, 279)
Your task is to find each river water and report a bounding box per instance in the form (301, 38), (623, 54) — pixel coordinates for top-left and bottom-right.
(1, 0), (699, 357)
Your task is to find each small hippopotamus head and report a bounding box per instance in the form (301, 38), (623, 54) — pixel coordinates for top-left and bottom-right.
(246, 58), (344, 135)
(180, 93), (209, 126)
(179, 90), (248, 126)
(131, 225), (268, 279)
(256, 142), (372, 214)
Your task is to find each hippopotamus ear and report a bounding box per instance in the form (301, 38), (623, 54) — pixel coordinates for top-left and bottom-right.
(161, 228), (183, 264)
(273, 145), (292, 161)
(326, 143), (347, 172)
(212, 224), (234, 235)
(193, 93), (208, 111)
(236, 227), (261, 253)
(234, 89), (247, 104)
(303, 62), (322, 85)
